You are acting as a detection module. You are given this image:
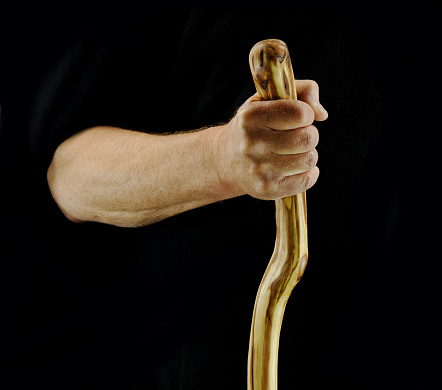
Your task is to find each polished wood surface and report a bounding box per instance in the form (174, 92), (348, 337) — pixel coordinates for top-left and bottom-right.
(247, 39), (308, 390)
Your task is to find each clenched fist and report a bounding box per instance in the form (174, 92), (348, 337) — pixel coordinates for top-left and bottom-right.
(214, 80), (328, 200)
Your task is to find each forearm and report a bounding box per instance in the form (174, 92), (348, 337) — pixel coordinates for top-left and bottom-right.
(47, 125), (234, 227)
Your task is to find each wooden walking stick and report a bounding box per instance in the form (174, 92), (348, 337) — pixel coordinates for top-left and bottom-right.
(247, 39), (308, 390)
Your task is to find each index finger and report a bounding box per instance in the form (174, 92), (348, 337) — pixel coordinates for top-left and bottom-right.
(245, 98), (315, 131)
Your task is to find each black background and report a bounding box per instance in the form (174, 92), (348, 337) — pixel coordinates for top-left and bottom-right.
(0, 2), (439, 389)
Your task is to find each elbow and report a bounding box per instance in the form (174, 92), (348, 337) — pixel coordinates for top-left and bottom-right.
(47, 150), (85, 224)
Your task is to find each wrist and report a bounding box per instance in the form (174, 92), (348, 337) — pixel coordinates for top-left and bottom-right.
(205, 123), (245, 200)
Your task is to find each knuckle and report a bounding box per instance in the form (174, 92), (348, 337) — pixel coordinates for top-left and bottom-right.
(294, 102), (307, 124)
(296, 101), (314, 126)
(236, 108), (248, 129)
(305, 150), (318, 169)
(301, 173), (313, 190)
(254, 178), (275, 199)
(275, 176), (295, 198)
(300, 79), (319, 96)
(237, 128), (255, 157)
(254, 179), (273, 198)
(249, 162), (276, 198)
(307, 79), (319, 92)
(304, 129), (312, 148)
(303, 126), (319, 149)
(236, 108), (264, 156)
(248, 159), (263, 177)
(237, 105), (258, 131)
(301, 169), (317, 190)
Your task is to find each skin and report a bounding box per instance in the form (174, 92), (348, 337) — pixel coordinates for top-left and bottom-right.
(47, 80), (328, 227)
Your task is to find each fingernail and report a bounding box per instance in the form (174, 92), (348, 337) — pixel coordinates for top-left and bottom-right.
(314, 101), (328, 116)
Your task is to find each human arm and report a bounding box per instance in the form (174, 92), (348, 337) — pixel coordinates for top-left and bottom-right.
(47, 80), (327, 228)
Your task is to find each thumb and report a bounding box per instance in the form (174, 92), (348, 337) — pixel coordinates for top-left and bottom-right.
(295, 79), (328, 121)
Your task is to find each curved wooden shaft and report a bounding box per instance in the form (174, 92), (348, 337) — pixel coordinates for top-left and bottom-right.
(247, 39), (308, 390)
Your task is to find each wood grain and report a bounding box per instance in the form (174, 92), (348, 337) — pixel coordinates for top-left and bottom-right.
(247, 39), (308, 390)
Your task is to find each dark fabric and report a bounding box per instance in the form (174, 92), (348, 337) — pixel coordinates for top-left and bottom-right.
(1, 4), (437, 390)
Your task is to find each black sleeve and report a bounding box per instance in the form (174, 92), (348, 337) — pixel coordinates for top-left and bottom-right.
(23, 6), (197, 172)
(25, 27), (110, 170)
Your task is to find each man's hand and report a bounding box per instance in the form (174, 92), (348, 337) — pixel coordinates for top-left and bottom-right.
(48, 80), (327, 227)
(214, 80), (328, 200)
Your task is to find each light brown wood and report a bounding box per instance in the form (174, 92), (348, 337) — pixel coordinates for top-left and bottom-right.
(247, 39), (308, 390)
